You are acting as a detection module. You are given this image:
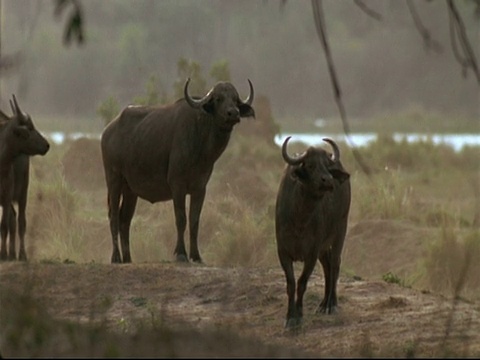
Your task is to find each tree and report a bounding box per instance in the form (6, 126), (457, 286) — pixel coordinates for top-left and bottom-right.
(308, 0), (479, 175)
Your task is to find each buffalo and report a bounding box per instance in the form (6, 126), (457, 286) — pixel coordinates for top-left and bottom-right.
(101, 78), (255, 264)
(275, 136), (351, 328)
(0, 95), (50, 261)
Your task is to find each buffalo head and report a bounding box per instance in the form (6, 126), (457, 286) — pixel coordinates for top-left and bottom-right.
(282, 136), (349, 198)
(7, 94), (50, 156)
(184, 78), (255, 132)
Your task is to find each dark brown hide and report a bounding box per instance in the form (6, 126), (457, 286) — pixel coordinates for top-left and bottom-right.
(275, 136), (351, 328)
(101, 79), (255, 264)
(0, 96), (50, 261)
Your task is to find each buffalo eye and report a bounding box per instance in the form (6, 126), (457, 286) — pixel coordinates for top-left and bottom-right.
(329, 166), (350, 184)
(202, 99), (215, 114)
(14, 126), (30, 139)
(239, 103), (255, 118)
(293, 164), (308, 180)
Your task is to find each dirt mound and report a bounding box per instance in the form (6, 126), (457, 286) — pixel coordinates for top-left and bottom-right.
(61, 138), (105, 191)
(1, 262), (479, 357)
(343, 219), (430, 280)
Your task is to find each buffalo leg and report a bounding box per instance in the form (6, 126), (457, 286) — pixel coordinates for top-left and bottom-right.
(318, 225), (347, 314)
(295, 256), (317, 322)
(8, 205), (17, 260)
(172, 191), (188, 262)
(188, 188), (206, 263)
(278, 251), (298, 328)
(17, 195), (27, 261)
(0, 206), (10, 260)
(119, 185), (138, 264)
(317, 250), (337, 314)
(107, 178), (122, 263)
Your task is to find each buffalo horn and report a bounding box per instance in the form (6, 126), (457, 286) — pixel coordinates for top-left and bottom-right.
(12, 94), (21, 113)
(282, 136), (306, 165)
(322, 138), (340, 162)
(241, 79), (254, 106)
(184, 77), (213, 109)
(9, 99), (16, 116)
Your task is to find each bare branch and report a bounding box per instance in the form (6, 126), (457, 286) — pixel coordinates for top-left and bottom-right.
(406, 0), (443, 54)
(447, 0), (480, 84)
(353, 0), (382, 21)
(448, 5), (470, 75)
(54, 0), (85, 46)
(311, 0), (371, 176)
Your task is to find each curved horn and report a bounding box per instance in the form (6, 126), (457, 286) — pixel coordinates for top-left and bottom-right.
(9, 99), (16, 116)
(322, 138), (340, 162)
(282, 136), (306, 166)
(184, 77), (213, 109)
(12, 94), (22, 114)
(241, 79), (254, 106)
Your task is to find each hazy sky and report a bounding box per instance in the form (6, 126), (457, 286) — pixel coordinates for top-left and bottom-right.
(0, 0), (478, 131)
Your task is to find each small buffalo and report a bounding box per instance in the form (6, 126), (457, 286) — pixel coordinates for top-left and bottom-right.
(0, 95), (50, 261)
(275, 136), (351, 328)
(101, 78), (255, 264)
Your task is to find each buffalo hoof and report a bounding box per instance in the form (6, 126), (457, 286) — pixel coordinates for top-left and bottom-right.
(316, 304), (337, 315)
(8, 253), (16, 261)
(111, 252), (122, 264)
(176, 254), (189, 263)
(18, 252), (27, 262)
(285, 317), (302, 330)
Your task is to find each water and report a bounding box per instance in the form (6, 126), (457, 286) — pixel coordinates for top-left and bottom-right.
(47, 131), (480, 153)
(274, 133), (480, 152)
(49, 131), (100, 145)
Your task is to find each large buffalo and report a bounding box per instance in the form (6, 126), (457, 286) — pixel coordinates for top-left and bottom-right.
(0, 95), (50, 261)
(101, 78), (255, 264)
(275, 136), (351, 329)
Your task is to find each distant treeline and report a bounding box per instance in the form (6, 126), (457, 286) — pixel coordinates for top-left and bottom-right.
(1, 0), (478, 126)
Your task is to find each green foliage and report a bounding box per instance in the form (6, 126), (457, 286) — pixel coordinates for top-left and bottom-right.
(209, 59), (231, 82)
(382, 271), (404, 286)
(173, 57), (207, 99)
(132, 75), (168, 106)
(96, 96), (120, 126)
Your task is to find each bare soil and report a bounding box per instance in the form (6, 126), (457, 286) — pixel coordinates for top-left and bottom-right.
(1, 260), (479, 358)
(1, 138), (479, 357)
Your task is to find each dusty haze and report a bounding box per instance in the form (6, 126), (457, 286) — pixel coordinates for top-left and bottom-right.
(0, 0), (478, 133)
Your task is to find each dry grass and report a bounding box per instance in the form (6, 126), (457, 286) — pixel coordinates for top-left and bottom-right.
(1, 119), (479, 357)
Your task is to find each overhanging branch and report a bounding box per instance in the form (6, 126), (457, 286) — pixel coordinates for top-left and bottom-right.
(311, 0), (371, 176)
(406, 0), (443, 54)
(447, 0), (480, 84)
(353, 0), (382, 21)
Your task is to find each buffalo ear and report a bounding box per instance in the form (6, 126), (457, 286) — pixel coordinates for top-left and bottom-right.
(202, 99), (215, 114)
(239, 104), (255, 119)
(329, 162), (350, 184)
(14, 126), (30, 139)
(291, 164), (307, 181)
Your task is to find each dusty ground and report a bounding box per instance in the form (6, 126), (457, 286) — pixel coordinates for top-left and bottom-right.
(1, 260), (479, 358)
(1, 138), (478, 357)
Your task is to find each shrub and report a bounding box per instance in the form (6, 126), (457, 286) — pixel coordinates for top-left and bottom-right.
(422, 227), (480, 299)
